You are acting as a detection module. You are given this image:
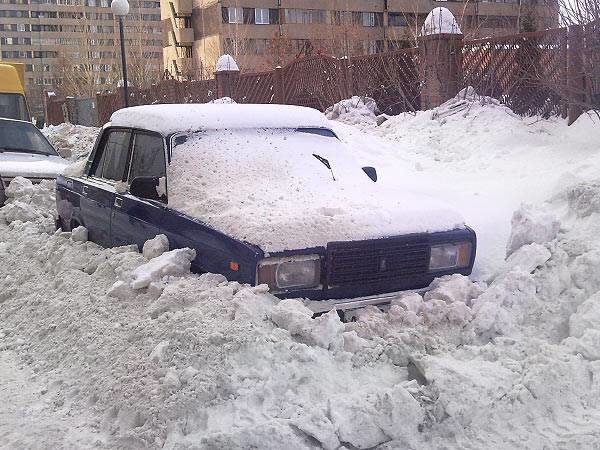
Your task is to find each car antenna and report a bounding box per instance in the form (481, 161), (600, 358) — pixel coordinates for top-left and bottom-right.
(312, 154), (336, 181)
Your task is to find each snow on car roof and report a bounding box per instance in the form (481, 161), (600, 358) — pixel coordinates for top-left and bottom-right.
(108, 104), (331, 135)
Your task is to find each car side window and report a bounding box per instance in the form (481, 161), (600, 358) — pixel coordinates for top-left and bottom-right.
(128, 132), (166, 181)
(89, 130), (131, 181)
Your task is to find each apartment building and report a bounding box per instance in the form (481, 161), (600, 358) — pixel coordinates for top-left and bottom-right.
(0, 0), (163, 118)
(161, 0), (557, 80)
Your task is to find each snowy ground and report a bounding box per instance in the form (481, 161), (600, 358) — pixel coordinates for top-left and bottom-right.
(1, 97), (600, 449)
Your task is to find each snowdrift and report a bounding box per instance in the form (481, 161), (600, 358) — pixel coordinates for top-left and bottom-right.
(1, 95), (599, 448)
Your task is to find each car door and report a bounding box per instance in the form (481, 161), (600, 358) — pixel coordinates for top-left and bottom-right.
(110, 130), (166, 249)
(79, 128), (132, 248)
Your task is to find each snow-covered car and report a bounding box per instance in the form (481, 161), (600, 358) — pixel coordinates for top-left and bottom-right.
(0, 118), (68, 205)
(55, 104), (476, 311)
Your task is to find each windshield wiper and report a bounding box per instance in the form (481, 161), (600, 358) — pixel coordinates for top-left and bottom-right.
(313, 154), (336, 181)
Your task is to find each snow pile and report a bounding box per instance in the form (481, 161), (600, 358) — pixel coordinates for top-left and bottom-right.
(2, 112), (600, 448)
(332, 88), (600, 279)
(42, 123), (99, 161)
(209, 96), (236, 104)
(0, 177), (56, 229)
(421, 7), (462, 36)
(0, 182), (427, 449)
(167, 128), (464, 251)
(324, 96), (379, 126)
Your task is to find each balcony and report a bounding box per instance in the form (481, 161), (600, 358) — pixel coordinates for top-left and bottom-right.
(176, 56), (192, 68)
(174, 28), (194, 46)
(170, 0), (192, 17)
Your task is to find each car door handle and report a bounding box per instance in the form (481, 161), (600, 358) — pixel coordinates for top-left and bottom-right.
(114, 197), (123, 208)
(81, 186), (89, 196)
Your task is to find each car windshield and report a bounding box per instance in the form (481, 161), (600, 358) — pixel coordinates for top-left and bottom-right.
(0, 93), (29, 121)
(0, 119), (58, 156)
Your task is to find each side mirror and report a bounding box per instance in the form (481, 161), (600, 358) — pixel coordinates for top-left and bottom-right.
(35, 118), (44, 129)
(130, 176), (164, 201)
(362, 166), (377, 182)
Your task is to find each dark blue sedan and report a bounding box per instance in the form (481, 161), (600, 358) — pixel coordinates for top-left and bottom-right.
(56, 104), (476, 312)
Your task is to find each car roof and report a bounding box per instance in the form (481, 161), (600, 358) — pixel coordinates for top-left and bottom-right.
(108, 103), (332, 135)
(0, 117), (33, 125)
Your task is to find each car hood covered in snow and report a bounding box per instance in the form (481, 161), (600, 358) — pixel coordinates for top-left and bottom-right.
(0, 152), (68, 179)
(168, 128), (465, 252)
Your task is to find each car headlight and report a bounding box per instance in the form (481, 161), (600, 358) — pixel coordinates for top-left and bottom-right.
(429, 242), (472, 271)
(257, 255), (321, 291)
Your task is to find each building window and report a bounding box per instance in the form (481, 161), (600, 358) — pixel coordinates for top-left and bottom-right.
(228, 6), (243, 24)
(284, 9), (327, 24)
(361, 12), (382, 27)
(388, 13), (407, 27)
(255, 7), (269, 24)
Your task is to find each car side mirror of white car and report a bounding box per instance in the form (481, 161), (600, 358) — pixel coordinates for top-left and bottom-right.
(362, 166), (377, 182)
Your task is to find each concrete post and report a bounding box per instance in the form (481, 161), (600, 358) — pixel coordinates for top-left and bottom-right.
(567, 24), (585, 125)
(274, 66), (285, 104)
(418, 33), (464, 110)
(214, 54), (240, 99)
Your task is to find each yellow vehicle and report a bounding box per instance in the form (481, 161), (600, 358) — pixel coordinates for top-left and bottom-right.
(0, 62), (31, 121)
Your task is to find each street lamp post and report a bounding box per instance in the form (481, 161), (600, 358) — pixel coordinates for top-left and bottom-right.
(111, 0), (130, 108)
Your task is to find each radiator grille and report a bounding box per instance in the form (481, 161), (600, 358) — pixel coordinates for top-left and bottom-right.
(326, 237), (430, 288)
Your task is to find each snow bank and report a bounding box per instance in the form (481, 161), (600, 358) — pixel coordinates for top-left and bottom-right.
(3, 97), (600, 449)
(331, 88), (600, 279)
(324, 96), (379, 126)
(42, 123), (99, 161)
(167, 128), (464, 251)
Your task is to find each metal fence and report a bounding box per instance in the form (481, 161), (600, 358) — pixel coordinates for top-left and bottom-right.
(47, 24), (597, 126)
(462, 28), (569, 117)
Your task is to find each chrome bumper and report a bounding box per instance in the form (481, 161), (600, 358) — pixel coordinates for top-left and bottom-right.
(304, 288), (428, 314)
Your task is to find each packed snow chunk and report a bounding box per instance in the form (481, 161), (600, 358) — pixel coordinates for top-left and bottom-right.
(209, 96), (236, 104)
(142, 234), (169, 259)
(570, 250), (600, 295)
(42, 123), (99, 161)
(566, 181), (600, 218)
(1, 200), (44, 224)
(506, 204), (560, 256)
(569, 291), (600, 339)
(325, 96), (379, 126)
(71, 226), (88, 242)
(63, 159), (87, 177)
(418, 353), (515, 427)
(500, 243), (551, 276)
(328, 386), (423, 448)
(291, 414), (339, 450)
(269, 300), (344, 349)
(107, 279), (136, 300)
(421, 7), (462, 36)
(5, 177), (35, 198)
(471, 270), (537, 337)
(391, 292), (424, 313)
(215, 54), (239, 72)
(130, 248), (196, 289)
(424, 274), (485, 305)
(565, 329), (600, 361)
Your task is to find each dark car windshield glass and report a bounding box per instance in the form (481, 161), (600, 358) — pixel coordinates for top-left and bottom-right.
(0, 120), (58, 156)
(0, 93), (29, 121)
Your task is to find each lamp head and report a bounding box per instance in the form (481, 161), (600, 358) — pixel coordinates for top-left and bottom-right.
(111, 0), (129, 16)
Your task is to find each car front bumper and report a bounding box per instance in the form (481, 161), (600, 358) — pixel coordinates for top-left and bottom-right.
(303, 288), (429, 314)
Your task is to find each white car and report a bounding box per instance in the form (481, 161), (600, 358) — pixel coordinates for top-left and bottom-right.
(0, 118), (69, 204)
